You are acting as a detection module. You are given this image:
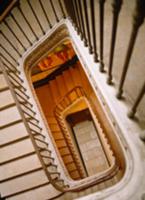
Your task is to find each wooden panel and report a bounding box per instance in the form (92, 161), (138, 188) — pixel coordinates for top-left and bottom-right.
(62, 70), (74, 91)
(55, 74), (68, 99)
(35, 84), (54, 116)
(49, 79), (61, 104)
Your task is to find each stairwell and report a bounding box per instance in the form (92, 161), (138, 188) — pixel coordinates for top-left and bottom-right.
(0, 0), (145, 200)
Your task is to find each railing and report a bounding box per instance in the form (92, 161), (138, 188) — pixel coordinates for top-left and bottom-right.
(0, 0), (67, 61)
(0, 59), (69, 192)
(54, 86), (122, 190)
(64, 0), (145, 119)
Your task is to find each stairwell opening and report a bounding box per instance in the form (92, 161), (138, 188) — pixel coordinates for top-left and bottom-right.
(23, 23), (127, 189)
(27, 37), (126, 187)
(66, 108), (110, 177)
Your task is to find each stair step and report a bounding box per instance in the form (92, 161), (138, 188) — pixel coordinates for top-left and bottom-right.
(0, 119), (23, 130)
(0, 102), (16, 111)
(0, 154), (41, 182)
(47, 116), (57, 124)
(1, 170), (49, 198)
(0, 89), (15, 109)
(6, 183), (61, 200)
(59, 147), (71, 156)
(0, 138), (35, 164)
(67, 162), (77, 172)
(0, 106), (21, 128)
(0, 122), (28, 146)
(70, 170), (80, 179)
(56, 140), (67, 148)
(49, 123), (61, 132)
(53, 131), (64, 140)
(62, 155), (73, 164)
(0, 135), (30, 148)
(0, 74), (8, 90)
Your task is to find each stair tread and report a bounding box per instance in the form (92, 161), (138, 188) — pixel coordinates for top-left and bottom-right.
(0, 74), (8, 90)
(0, 106), (21, 128)
(0, 90), (15, 109)
(0, 138), (35, 164)
(1, 170), (49, 197)
(0, 154), (42, 182)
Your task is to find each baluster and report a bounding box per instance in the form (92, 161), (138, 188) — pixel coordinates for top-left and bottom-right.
(10, 12), (33, 46)
(2, 19), (26, 51)
(107, 0), (122, 81)
(128, 82), (145, 118)
(1, 30), (22, 56)
(0, 54), (19, 72)
(71, 0), (79, 33)
(99, 0), (106, 72)
(58, 0), (66, 19)
(78, 0), (87, 46)
(27, 0), (45, 35)
(73, 0), (83, 39)
(83, 0), (93, 54)
(50, 0), (59, 22)
(117, 0), (145, 99)
(39, 0), (52, 28)
(90, 0), (99, 62)
(17, 3), (39, 40)
(1, 45), (18, 64)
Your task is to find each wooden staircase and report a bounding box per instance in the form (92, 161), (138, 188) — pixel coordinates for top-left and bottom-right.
(34, 62), (123, 192)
